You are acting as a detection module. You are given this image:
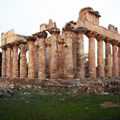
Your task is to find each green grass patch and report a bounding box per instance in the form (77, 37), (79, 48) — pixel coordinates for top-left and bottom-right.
(0, 88), (120, 120)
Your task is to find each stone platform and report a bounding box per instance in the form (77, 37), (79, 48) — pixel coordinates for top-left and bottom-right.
(0, 78), (120, 94)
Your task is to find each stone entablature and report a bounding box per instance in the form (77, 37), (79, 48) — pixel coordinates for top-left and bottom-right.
(1, 30), (26, 46)
(1, 7), (120, 82)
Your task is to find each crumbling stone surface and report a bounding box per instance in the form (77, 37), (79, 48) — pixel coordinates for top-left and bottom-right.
(0, 78), (120, 95)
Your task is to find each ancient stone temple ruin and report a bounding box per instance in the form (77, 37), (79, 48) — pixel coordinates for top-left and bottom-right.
(1, 7), (120, 90)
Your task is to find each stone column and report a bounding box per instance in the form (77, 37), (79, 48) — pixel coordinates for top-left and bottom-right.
(11, 48), (13, 77)
(118, 44), (120, 76)
(97, 35), (104, 78)
(12, 43), (18, 78)
(105, 39), (112, 77)
(71, 32), (77, 78)
(34, 32), (47, 80)
(63, 25), (74, 78)
(58, 35), (64, 78)
(87, 32), (96, 78)
(34, 45), (38, 78)
(1, 46), (6, 77)
(76, 28), (86, 80)
(27, 37), (36, 79)
(46, 36), (51, 78)
(19, 42), (27, 78)
(49, 28), (60, 79)
(112, 41), (119, 77)
(6, 44), (11, 78)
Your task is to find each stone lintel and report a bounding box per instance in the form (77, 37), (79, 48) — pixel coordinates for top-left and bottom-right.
(76, 21), (120, 42)
(33, 31), (47, 39)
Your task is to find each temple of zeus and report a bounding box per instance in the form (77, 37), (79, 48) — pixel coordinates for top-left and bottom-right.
(1, 7), (120, 81)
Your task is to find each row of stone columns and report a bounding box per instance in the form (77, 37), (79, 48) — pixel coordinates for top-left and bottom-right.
(87, 32), (120, 78)
(1, 29), (120, 80)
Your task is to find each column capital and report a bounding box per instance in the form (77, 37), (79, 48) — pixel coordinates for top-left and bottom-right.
(6, 43), (12, 48)
(76, 27), (87, 34)
(62, 23), (73, 32)
(96, 34), (105, 41)
(33, 31), (47, 39)
(26, 36), (36, 42)
(111, 40), (118, 45)
(12, 41), (19, 46)
(1, 45), (7, 50)
(104, 37), (111, 43)
(19, 40), (27, 48)
(49, 27), (60, 35)
(86, 31), (96, 38)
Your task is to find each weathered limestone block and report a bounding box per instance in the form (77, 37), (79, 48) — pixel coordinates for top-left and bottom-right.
(63, 24), (74, 78)
(34, 32), (47, 80)
(76, 28), (86, 80)
(27, 37), (36, 79)
(6, 44), (12, 78)
(97, 35), (104, 78)
(2, 47), (6, 77)
(20, 42), (27, 78)
(105, 39), (112, 77)
(12, 43), (18, 78)
(112, 41), (119, 77)
(87, 32), (96, 78)
(49, 28), (60, 79)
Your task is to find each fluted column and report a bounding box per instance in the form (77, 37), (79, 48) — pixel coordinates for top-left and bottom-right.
(49, 28), (60, 79)
(76, 28), (86, 80)
(87, 32), (96, 78)
(12, 43), (18, 78)
(118, 44), (120, 76)
(63, 25), (74, 78)
(34, 32), (47, 80)
(6, 44), (11, 78)
(105, 39), (112, 77)
(27, 37), (36, 79)
(97, 35), (104, 78)
(2, 46), (6, 77)
(20, 42), (27, 78)
(112, 41), (119, 77)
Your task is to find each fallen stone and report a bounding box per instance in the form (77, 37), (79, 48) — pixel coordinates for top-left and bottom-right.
(7, 89), (14, 96)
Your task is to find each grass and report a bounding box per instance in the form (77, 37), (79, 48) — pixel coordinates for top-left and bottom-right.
(0, 88), (120, 120)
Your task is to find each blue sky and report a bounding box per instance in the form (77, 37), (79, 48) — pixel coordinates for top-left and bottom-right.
(0, 0), (120, 57)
